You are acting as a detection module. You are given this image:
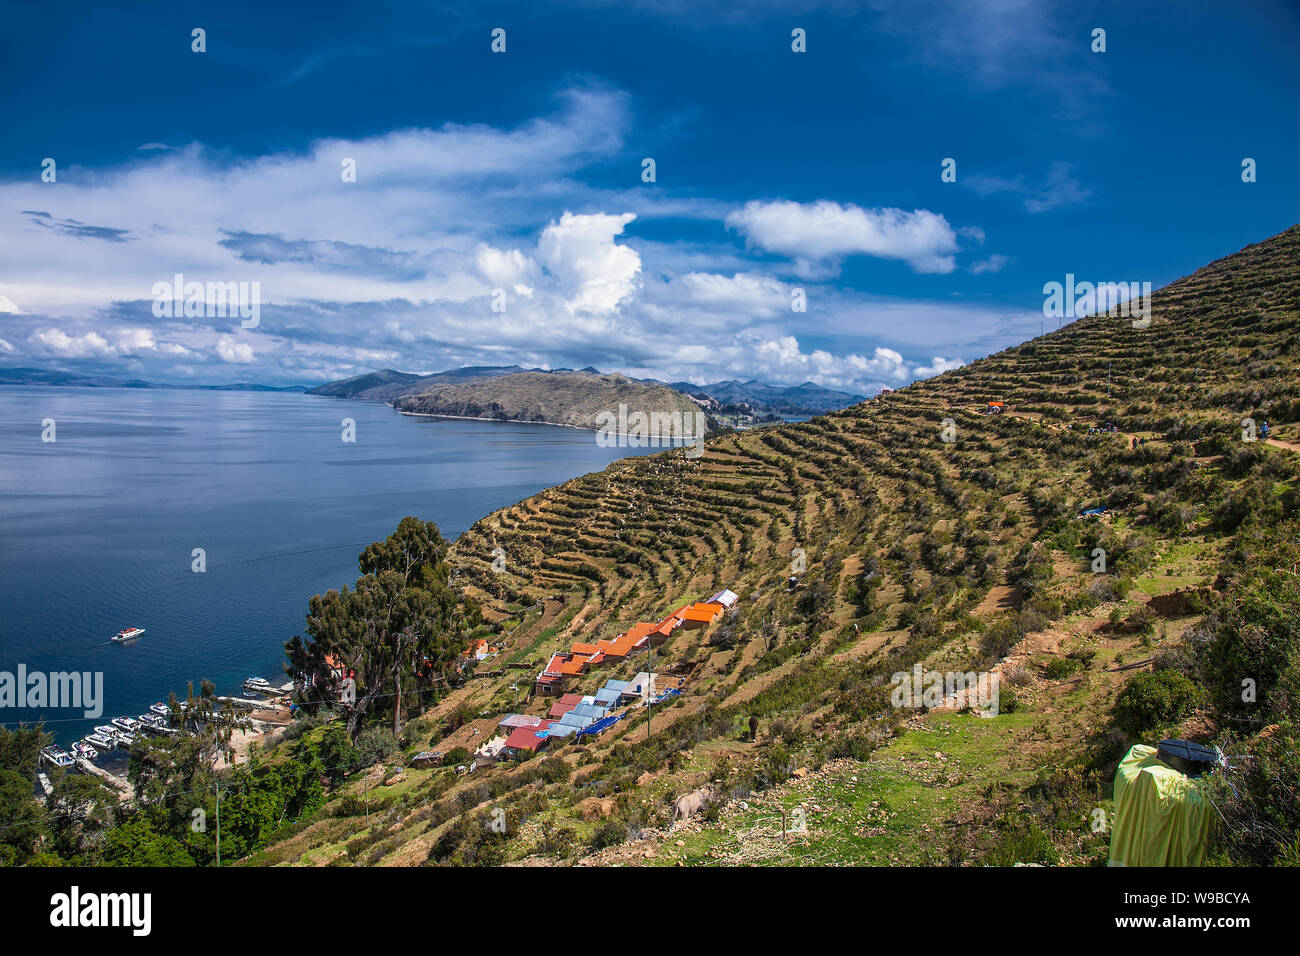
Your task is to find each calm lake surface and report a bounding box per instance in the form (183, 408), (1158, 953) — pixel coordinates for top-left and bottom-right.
(0, 386), (656, 745)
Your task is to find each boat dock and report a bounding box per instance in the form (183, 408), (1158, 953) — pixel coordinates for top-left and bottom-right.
(75, 758), (134, 798)
(217, 695), (265, 709)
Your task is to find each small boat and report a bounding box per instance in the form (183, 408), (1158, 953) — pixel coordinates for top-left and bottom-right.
(110, 626), (145, 643)
(243, 676), (274, 693)
(138, 714), (167, 731)
(148, 702), (170, 716)
(70, 741), (97, 760)
(114, 731), (137, 746)
(85, 732), (116, 750)
(40, 746), (74, 768)
(111, 716), (142, 733)
(93, 725), (122, 742)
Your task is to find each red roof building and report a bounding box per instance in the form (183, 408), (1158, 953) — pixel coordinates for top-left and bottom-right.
(548, 693), (584, 719)
(505, 719), (554, 755)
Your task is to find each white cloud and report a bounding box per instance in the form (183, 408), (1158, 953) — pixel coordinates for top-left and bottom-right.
(0, 85), (1032, 395)
(30, 327), (114, 358)
(538, 212), (641, 315)
(0, 294), (22, 314)
(967, 161), (1091, 214)
(725, 200), (959, 275)
(474, 244), (537, 296)
(674, 272), (790, 317)
(913, 356), (965, 378)
(969, 254), (1011, 275)
(215, 336), (255, 364)
(115, 328), (157, 352)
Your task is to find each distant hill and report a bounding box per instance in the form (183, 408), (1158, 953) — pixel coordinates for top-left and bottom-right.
(0, 367), (307, 392)
(0, 367), (152, 388)
(391, 370), (702, 431)
(306, 366), (528, 401)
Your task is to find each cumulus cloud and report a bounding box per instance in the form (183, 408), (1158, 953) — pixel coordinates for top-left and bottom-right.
(475, 245), (538, 296)
(913, 356), (966, 378)
(538, 212), (642, 315)
(216, 336), (255, 364)
(725, 200), (959, 275)
(30, 328), (114, 359)
(0, 84), (1023, 395)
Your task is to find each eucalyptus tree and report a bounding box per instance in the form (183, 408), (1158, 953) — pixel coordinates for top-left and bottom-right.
(286, 517), (480, 738)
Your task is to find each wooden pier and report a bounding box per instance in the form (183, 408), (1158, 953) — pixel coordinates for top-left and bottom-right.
(75, 758), (134, 799)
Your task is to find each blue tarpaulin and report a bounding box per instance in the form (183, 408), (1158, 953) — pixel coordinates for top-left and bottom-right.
(576, 712), (625, 737)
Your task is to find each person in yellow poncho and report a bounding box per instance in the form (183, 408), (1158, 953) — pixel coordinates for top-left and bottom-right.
(1109, 744), (1216, 866)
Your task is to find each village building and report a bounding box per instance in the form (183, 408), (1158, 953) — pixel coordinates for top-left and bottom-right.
(504, 720), (554, 757)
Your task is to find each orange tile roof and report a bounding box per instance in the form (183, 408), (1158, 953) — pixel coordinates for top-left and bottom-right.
(571, 642), (600, 655)
(680, 605), (721, 623)
(559, 654), (592, 675)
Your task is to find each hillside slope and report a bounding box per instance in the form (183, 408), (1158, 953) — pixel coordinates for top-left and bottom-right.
(391, 370), (702, 430)
(253, 226), (1300, 868)
(306, 366), (527, 401)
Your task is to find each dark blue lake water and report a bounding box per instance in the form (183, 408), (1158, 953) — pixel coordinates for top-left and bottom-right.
(0, 386), (653, 745)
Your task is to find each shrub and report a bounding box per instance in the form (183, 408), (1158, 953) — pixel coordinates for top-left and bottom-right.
(1206, 724), (1300, 866)
(982, 819), (1060, 866)
(1041, 657), (1081, 681)
(354, 726), (398, 767)
(1200, 567), (1300, 729)
(1112, 670), (1201, 737)
(589, 819), (627, 850)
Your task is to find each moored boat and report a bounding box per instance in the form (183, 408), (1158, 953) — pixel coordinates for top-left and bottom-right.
(70, 741), (97, 761)
(40, 745), (74, 768)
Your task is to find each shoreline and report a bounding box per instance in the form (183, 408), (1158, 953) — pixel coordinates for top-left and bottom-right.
(393, 407), (598, 431)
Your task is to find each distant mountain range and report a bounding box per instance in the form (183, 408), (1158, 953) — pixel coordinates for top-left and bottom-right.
(667, 379), (866, 415)
(0, 367), (308, 392)
(309, 366), (864, 415)
(2, 364), (867, 416)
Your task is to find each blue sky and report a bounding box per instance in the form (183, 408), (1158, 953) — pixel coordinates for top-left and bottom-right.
(1, 0), (1297, 392)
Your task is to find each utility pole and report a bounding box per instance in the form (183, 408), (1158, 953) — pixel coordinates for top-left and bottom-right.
(646, 649), (655, 740)
(214, 781), (221, 867)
